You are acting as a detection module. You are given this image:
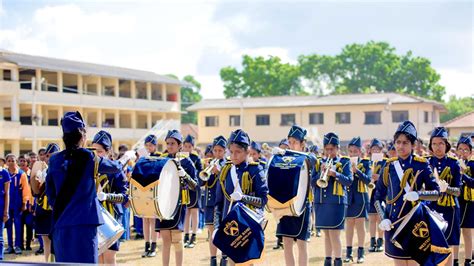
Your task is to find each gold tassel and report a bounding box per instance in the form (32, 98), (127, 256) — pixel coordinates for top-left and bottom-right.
(464, 186), (474, 201)
(181, 188), (190, 205)
(436, 167), (456, 207)
(332, 180), (343, 196)
(357, 164), (367, 193)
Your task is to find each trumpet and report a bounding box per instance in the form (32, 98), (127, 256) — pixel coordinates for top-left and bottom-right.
(199, 158), (220, 181)
(317, 158), (333, 188)
(368, 182), (376, 189)
(262, 143), (284, 155)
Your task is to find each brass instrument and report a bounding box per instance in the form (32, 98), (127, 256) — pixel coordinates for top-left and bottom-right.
(199, 158), (219, 181)
(317, 158), (333, 188)
(368, 181), (376, 189)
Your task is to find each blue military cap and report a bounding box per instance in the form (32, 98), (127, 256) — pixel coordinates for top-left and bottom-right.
(288, 125), (307, 141)
(309, 145), (319, 153)
(213, 136), (227, 148)
(395, 120), (417, 142)
(250, 141), (262, 153)
(204, 144), (213, 155)
(92, 130), (112, 150)
(144, 134), (157, 145)
(457, 135), (472, 149)
(279, 138), (289, 147)
(387, 142), (395, 151)
(45, 143), (60, 154)
(61, 111), (85, 133)
(323, 132), (340, 146)
(228, 129), (250, 147)
(431, 127), (448, 139)
(165, 129), (183, 143)
(184, 135), (195, 146)
(370, 138), (384, 149)
(348, 136), (362, 148)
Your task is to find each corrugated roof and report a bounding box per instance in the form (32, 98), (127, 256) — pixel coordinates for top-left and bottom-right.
(187, 93), (445, 111)
(0, 50), (185, 86)
(443, 111), (474, 128)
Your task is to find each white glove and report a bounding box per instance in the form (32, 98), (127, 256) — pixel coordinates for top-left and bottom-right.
(438, 180), (448, 193)
(36, 169), (46, 183)
(118, 150), (137, 165)
(272, 147), (285, 155)
(403, 191), (419, 202)
(178, 167), (187, 178)
(230, 191), (243, 201)
(98, 192), (107, 201)
(379, 219), (392, 231)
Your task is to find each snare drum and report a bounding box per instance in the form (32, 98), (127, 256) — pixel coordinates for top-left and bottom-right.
(130, 157), (181, 219)
(266, 151), (310, 219)
(98, 205), (124, 254)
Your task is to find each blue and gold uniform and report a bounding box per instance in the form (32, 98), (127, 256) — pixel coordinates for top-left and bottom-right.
(276, 126), (317, 241)
(0, 168), (11, 260)
(375, 121), (439, 260)
(93, 131), (129, 252)
(368, 138), (386, 215)
(458, 136), (474, 228)
(46, 112), (123, 264)
(313, 133), (353, 230)
(346, 137), (371, 219)
(426, 127), (462, 246)
(184, 135), (202, 210)
(203, 136), (227, 225)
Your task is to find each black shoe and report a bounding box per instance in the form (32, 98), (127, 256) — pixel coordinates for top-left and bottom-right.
(316, 229), (322, 237)
(135, 234), (144, 240)
(142, 242), (150, 258)
(147, 242), (157, 257)
(25, 246), (32, 251)
(184, 233), (190, 248)
(343, 246), (353, 263)
(210, 257), (217, 266)
(14, 246), (22, 255)
(5, 247), (14, 254)
(368, 237), (376, 252)
(334, 258), (343, 266)
(220, 256), (228, 266)
(464, 259), (471, 266)
(187, 234), (197, 248)
(35, 248), (44, 255)
(324, 257), (332, 266)
(357, 247), (365, 263)
(375, 238), (384, 252)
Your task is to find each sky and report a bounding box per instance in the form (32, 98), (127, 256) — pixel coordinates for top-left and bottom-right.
(0, 0), (472, 100)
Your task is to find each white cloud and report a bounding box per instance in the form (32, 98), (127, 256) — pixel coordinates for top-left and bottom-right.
(438, 68), (474, 100)
(197, 74), (225, 99)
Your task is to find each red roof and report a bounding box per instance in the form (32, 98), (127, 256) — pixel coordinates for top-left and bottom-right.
(443, 111), (474, 128)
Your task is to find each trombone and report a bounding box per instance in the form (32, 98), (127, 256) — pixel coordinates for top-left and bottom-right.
(317, 158), (333, 188)
(199, 158), (220, 181)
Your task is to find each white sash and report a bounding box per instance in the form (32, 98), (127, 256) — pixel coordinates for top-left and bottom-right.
(230, 165), (243, 194)
(393, 160), (410, 193)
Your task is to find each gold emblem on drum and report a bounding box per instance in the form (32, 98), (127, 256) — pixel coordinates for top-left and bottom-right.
(282, 156), (295, 164)
(224, 220), (239, 236)
(412, 221), (429, 238)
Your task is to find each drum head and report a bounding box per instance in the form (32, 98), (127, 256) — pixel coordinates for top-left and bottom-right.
(294, 160), (309, 215)
(156, 160), (180, 219)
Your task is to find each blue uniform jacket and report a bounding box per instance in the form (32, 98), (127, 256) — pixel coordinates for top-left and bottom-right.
(203, 158), (227, 207)
(375, 154), (438, 221)
(347, 158), (372, 205)
(313, 156), (353, 205)
(46, 148), (122, 228)
(427, 155), (462, 207)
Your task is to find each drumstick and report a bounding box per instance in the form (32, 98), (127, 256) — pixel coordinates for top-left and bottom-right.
(397, 170), (422, 219)
(227, 199), (234, 215)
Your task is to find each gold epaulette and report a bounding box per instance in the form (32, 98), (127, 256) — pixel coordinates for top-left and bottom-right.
(160, 153), (169, 158)
(259, 160), (267, 165)
(191, 151), (199, 157)
(249, 162), (259, 166)
(386, 157), (397, 163)
(413, 156), (427, 163)
(447, 155), (458, 161)
(341, 156), (350, 159)
(225, 160), (233, 165)
(361, 157), (370, 162)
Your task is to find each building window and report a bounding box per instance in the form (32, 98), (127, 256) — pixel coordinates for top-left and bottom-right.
(335, 112), (351, 124)
(424, 111), (429, 123)
(229, 115), (240, 127)
(309, 112), (324, 125)
(392, 110), (409, 123)
(48, 119), (58, 126)
(281, 114), (296, 126)
(205, 116), (218, 127)
(364, 111), (381, 125)
(20, 116), (32, 125)
(256, 115), (270, 126)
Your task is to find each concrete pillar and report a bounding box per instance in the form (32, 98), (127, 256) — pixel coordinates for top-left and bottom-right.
(97, 109), (102, 128)
(57, 71), (63, 92)
(115, 110), (120, 128)
(0, 142), (5, 157)
(58, 106), (64, 122)
(11, 96), (19, 122)
(131, 111), (137, 129)
(161, 84), (166, 101)
(113, 142), (119, 153)
(77, 75), (83, 94)
(0, 107), (4, 120)
(12, 140), (20, 156)
(97, 76), (102, 96)
(114, 79), (119, 97)
(147, 112), (152, 129)
(146, 82), (152, 100)
(11, 68), (19, 82)
(35, 69), (42, 91)
(36, 104), (42, 126)
(0, 69), (3, 81)
(131, 80), (136, 99)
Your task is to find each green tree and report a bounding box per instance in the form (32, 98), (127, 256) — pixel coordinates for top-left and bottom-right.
(441, 95), (474, 123)
(298, 41), (446, 101)
(167, 74), (202, 124)
(220, 55), (304, 98)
